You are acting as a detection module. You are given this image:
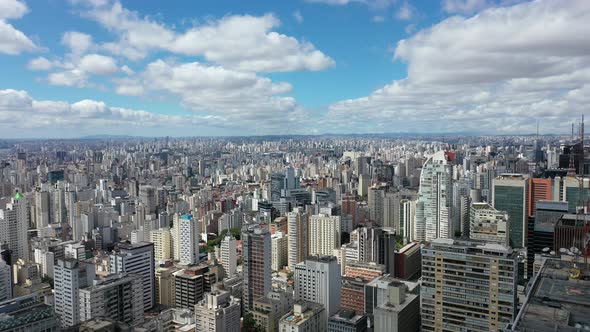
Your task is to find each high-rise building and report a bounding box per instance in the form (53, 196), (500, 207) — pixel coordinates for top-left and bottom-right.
(421, 238), (519, 332)
(172, 214), (200, 265)
(53, 259), (96, 327)
(340, 277), (367, 315)
(364, 276), (420, 331)
(368, 187), (385, 225)
(341, 193), (357, 227)
(308, 214), (340, 257)
(78, 274), (144, 325)
(220, 235), (237, 277)
(194, 290), (241, 332)
(0, 253), (12, 302)
(399, 198), (415, 243)
(109, 242), (155, 310)
(278, 301), (326, 332)
(242, 225), (271, 313)
(470, 202), (509, 245)
(526, 200), (568, 276)
(295, 256), (341, 317)
(155, 266), (178, 307)
(174, 265), (216, 310)
(527, 178), (552, 217)
(150, 228), (172, 261)
(271, 173), (286, 202)
(0, 192), (30, 262)
(139, 185), (157, 214)
(415, 151), (454, 242)
(271, 231), (288, 271)
(0, 294), (60, 332)
(492, 174), (529, 248)
(288, 207), (309, 268)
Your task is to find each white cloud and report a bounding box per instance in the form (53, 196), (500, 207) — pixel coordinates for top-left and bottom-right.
(293, 10), (304, 23)
(72, 1), (334, 72)
(326, 0), (590, 134)
(395, 2), (413, 20)
(305, 0), (396, 8)
(442, 0), (489, 14)
(78, 54), (118, 74)
(28, 57), (55, 71)
(47, 69), (87, 87)
(0, 20), (38, 55)
(0, 0), (28, 20)
(61, 31), (93, 55)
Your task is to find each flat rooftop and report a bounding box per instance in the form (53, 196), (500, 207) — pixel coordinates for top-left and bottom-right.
(506, 259), (590, 332)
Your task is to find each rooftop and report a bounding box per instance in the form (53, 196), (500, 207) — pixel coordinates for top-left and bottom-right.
(506, 258), (590, 331)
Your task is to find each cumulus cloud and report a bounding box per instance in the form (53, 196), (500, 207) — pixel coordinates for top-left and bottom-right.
(113, 59), (305, 129)
(28, 57), (55, 71)
(71, 1), (334, 72)
(0, 0), (39, 55)
(442, 0), (490, 14)
(0, 0), (28, 20)
(326, 0), (590, 134)
(78, 54), (118, 74)
(61, 31), (93, 55)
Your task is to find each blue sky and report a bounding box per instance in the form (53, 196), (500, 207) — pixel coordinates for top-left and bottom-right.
(0, 0), (588, 137)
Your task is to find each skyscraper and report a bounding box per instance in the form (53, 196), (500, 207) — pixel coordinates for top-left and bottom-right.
(271, 231), (288, 271)
(172, 214), (200, 265)
(288, 207), (309, 268)
(110, 242), (155, 310)
(242, 225), (271, 313)
(492, 174), (529, 248)
(295, 256), (341, 317)
(415, 151), (454, 242)
(53, 259), (96, 327)
(220, 234), (237, 277)
(0, 192), (30, 262)
(308, 214), (340, 257)
(421, 238), (518, 332)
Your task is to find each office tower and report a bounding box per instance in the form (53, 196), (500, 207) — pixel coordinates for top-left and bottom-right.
(453, 178), (471, 235)
(0, 294), (60, 331)
(527, 178), (552, 217)
(295, 256), (341, 317)
(252, 289), (294, 332)
(554, 213), (590, 256)
(308, 214), (341, 257)
(279, 301), (326, 332)
(0, 254), (12, 302)
(368, 187), (385, 225)
(355, 156), (371, 176)
(415, 150), (454, 242)
(399, 198), (414, 243)
(505, 258), (590, 332)
(562, 176), (590, 212)
(0, 193), (30, 262)
(492, 174), (529, 248)
(378, 227), (397, 275)
(288, 207), (309, 268)
(271, 173), (285, 202)
(341, 277), (367, 314)
(155, 266), (179, 306)
(78, 274), (144, 325)
(358, 174), (370, 198)
(284, 167), (299, 191)
(174, 265), (216, 309)
(470, 202), (509, 245)
(194, 290), (241, 332)
(139, 185), (157, 214)
(242, 226), (271, 313)
(527, 200), (568, 276)
(459, 195), (471, 237)
(53, 259), (96, 327)
(393, 242), (421, 280)
(220, 235), (237, 277)
(110, 242), (155, 310)
(34, 189), (50, 229)
(271, 231), (288, 271)
(421, 238), (519, 332)
(328, 310), (368, 332)
(150, 228), (172, 261)
(382, 192), (398, 228)
(172, 214), (200, 265)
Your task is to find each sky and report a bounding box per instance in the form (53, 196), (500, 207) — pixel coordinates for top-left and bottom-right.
(0, 0), (588, 138)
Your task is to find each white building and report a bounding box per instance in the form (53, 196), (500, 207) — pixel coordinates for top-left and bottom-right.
(415, 150), (453, 241)
(78, 273), (144, 326)
(194, 290), (241, 332)
(0, 255), (12, 302)
(172, 214), (200, 265)
(54, 259), (96, 327)
(271, 231), (288, 271)
(110, 242), (155, 310)
(0, 193), (29, 262)
(279, 301), (326, 332)
(151, 228), (172, 261)
(294, 256), (341, 317)
(470, 202), (509, 245)
(220, 235), (237, 277)
(308, 214), (340, 257)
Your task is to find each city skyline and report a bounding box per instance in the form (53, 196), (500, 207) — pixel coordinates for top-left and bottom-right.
(1, 0), (589, 138)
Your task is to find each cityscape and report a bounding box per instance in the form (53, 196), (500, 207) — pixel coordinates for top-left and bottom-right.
(1, 0), (590, 332)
